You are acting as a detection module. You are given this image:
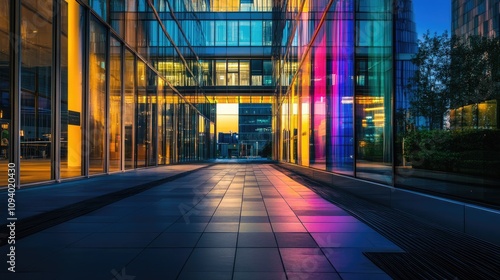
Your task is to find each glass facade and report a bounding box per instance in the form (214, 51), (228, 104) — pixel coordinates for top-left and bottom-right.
(239, 103), (272, 156)
(4, 0), (215, 186)
(452, 0), (500, 37)
(275, 0), (500, 208)
(390, 0), (500, 206)
(275, 0), (398, 182)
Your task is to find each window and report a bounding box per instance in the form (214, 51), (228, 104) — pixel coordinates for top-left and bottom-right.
(251, 60), (263, 85)
(263, 21), (273, 46)
(215, 21), (226, 46)
(240, 60), (250, 85)
(251, 21), (263, 46)
(216, 60), (226, 85)
(227, 21), (238, 46)
(88, 17), (107, 174)
(239, 21), (250, 46)
(227, 60), (239, 86)
(263, 60), (273, 85)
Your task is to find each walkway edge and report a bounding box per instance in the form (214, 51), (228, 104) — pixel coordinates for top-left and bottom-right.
(0, 164), (215, 247)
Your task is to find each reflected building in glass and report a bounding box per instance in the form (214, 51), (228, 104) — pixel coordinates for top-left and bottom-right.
(450, 0), (500, 131)
(452, 0), (500, 37)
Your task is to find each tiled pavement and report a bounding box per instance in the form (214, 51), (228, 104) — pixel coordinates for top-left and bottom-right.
(0, 164), (402, 279)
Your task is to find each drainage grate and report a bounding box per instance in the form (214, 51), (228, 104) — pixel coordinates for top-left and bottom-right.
(364, 252), (461, 280)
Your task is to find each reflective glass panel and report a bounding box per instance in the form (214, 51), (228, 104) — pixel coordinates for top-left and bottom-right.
(88, 17), (107, 174)
(20, 1), (53, 183)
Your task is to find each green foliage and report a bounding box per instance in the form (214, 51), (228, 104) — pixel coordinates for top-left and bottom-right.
(407, 32), (500, 129)
(403, 129), (500, 177)
(407, 31), (451, 130)
(449, 35), (500, 107)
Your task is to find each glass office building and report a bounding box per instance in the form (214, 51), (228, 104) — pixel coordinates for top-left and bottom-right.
(452, 0), (500, 37)
(0, 0), (217, 186)
(2, 0), (499, 211)
(239, 103), (272, 156)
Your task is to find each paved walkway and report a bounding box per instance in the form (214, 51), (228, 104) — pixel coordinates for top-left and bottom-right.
(1, 164), (401, 280)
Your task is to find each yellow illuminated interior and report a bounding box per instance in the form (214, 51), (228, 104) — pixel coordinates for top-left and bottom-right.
(357, 97), (385, 128)
(207, 96), (274, 104)
(299, 55), (311, 166)
(67, 0), (82, 169)
(211, 0), (240, 11)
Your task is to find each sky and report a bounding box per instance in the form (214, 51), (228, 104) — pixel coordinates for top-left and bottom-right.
(217, 104), (239, 134)
(413, 0), (451, 38)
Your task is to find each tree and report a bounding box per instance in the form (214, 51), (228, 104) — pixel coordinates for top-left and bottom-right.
(407, 31), (500, 130)
(407, 31), (451, 130)
(449, 35), (500, 108)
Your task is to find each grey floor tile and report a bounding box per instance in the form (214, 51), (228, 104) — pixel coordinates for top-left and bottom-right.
(0, 271), (59, 280)
(237, 232), (277, 247)
(239, 223), (273, 232)
(16, 232), (90, 250)
(233, 271), (287, 280)
(271, 222), (307, 232)
(294, 210), (350, 216)
(149, 232), (201, 247)
(303, 223), (375, 233)
(98, 221), (170, 233)
(165, 222), (208, 232)
(197, 232), (238, 247)
(240, 216), (270, 223)
(280, 248), (337, 273)
(177, 271), (233, 280)
(182, 248), (236, 272)
(275, 232), (319, 248)
(234, 248), (284, 272)
(269, 216), (302, 223)
(365, 232), (403, 251)
(339, 272), (393, 280)
(298, 216), (361, 223)
(286, 272), (342, 280)
(70, 232), (159, 248)
(210, 216), (241, 222)
(213, 210), (242, 216)
(174, 216), (212, 223)
(42, 222), (114, 233)
(323, 248), (387, 273)
(311, 232), (375, 248)
(115, 213), (179, 222)
(126, 248), (192, 279)
(29, 248), (142, 278)
(205, 222), (240, 232)
(241, 210), (269, 216)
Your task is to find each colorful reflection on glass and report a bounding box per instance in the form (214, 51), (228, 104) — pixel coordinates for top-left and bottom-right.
(109, 37), (122, 172)
(354, 1), (393, 184)
(61, 0), (84, 179)
(328, 0), (355, 175)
